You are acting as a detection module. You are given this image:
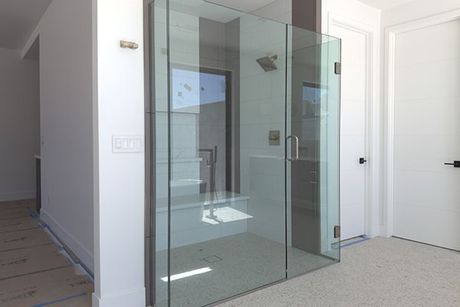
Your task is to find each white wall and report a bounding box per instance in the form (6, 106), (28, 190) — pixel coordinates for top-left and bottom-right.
(25, 0), (95, 271)
(93, 0), (145, 306)
(21, 0), (146, 305)
(0, 48), (40, 202)
(252, 0), (292, 24)
(382, 0), (460, 26)
(323, 0), (381, 30)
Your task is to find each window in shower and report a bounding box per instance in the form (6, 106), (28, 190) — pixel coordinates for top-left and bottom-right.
(301, 82), (327, 118)
(169, 64), (237, 197)
(171, 68), (226, 109)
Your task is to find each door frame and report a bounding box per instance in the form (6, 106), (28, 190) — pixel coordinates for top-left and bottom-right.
(326, 13), (380, 238)
(383, 9), (460, 237)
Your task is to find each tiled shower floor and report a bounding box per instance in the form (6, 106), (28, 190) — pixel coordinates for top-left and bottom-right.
(154, 233), (335, 306)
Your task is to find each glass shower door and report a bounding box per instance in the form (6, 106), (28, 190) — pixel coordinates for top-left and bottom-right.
(148, 1), (341, 306)
(286, 26), (341, 278)
(161, 1), (288, 306)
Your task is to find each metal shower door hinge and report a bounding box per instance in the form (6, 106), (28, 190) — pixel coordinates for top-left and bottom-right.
(334, 225), (341, 239)
(334, 62), (342, 75)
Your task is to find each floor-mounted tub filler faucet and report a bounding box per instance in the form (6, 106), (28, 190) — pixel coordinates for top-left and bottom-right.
(199, 146), (218, 219)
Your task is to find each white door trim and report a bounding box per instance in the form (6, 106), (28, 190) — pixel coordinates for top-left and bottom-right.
(327, 13), (381, 238)
(383, 9), (460, 237)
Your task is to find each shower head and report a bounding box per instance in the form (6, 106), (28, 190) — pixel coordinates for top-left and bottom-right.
(256, 55), (278, 72)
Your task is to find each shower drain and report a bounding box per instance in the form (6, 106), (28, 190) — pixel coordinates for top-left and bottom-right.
(201, 255), (223, 263)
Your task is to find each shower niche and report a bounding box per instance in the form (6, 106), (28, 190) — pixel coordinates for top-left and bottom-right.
(147, 1), (341, 306)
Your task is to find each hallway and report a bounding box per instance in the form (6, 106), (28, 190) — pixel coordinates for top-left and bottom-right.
(0, 200), (92, 307)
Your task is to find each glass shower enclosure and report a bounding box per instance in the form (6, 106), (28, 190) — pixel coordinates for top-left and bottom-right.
(146, 1), (341, 306)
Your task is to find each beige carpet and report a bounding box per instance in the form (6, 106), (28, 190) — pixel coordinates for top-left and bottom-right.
(219, 237), (460, 307)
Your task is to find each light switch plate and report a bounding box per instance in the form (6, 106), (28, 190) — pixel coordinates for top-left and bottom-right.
(112, 135), (144, 153)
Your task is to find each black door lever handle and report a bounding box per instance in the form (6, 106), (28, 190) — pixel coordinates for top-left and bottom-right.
(444, 161), (460, 168)
(359, 157), (367, 165)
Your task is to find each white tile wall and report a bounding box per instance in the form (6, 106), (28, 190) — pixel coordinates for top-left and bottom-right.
(155, 11), (201, 200)
(239, 15), (287, 243)
(247, 156), (285, 243)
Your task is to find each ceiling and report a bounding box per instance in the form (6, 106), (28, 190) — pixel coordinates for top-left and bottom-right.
(208, 0), (416, 12)
(170, 0), (281, 24)
(0, 0), (51, 50)
(206, 0), (278, 13)
(357, 0), (416, 10)
(0, 0), (416, 51)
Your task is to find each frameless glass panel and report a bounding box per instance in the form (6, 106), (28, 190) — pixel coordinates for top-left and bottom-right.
(321, 36), (341, 262)
(149, 0), (341, 306)
(166, 1), (287, 306)
(286, 26), (341, 277)
(150, 0), (169, 306)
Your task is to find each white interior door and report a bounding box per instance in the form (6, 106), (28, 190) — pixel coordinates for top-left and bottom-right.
(330, 24), (368, 240)
(393, 19), (460, 251)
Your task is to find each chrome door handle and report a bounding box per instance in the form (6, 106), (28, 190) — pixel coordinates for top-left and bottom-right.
(286, 135), (299, 161)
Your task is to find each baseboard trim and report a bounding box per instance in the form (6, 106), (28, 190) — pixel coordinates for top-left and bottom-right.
(40, 209), (94, 273)
(92, 287), (146, 307)
(0, 191), (35, 202)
